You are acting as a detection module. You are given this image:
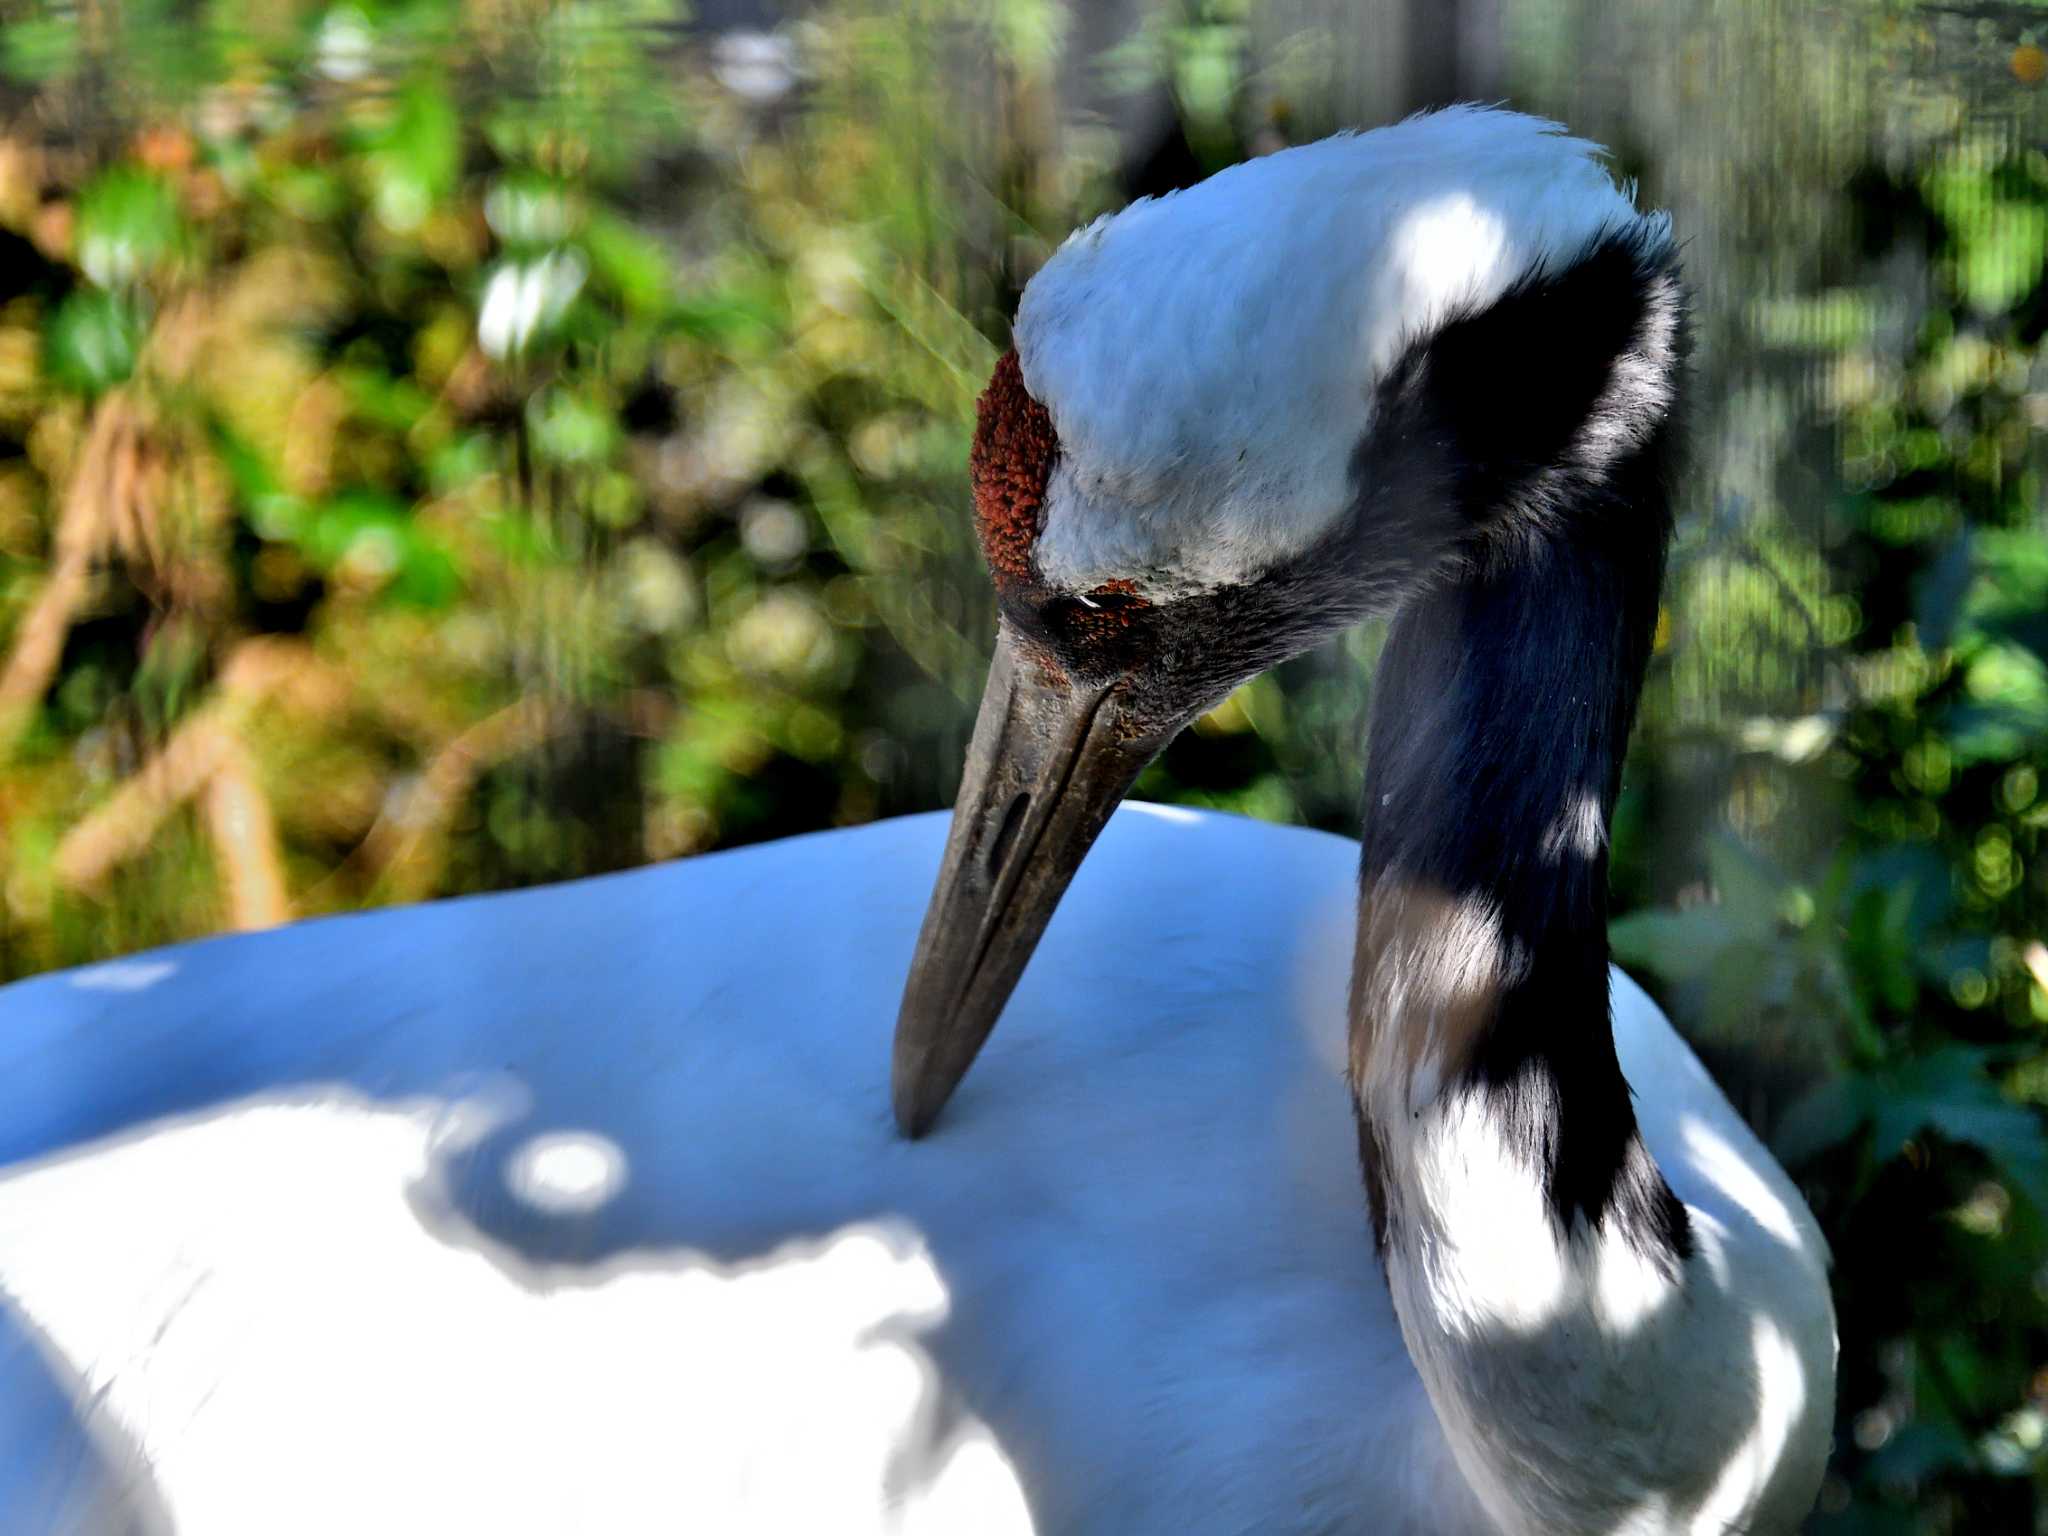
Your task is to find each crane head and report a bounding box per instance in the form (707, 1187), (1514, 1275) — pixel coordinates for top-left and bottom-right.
(892, 106), (1682, 1137)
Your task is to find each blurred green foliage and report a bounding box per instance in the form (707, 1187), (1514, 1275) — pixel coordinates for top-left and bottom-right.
(0, 0), (2043, 1529)
(1612, 135), (2048, 1530)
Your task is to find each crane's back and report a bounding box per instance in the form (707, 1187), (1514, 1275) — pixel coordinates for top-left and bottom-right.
(0, 807), (1487, 1534)
(0, 807), (1805, 1534)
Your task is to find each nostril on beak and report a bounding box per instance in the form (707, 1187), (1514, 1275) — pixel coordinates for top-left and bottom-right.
(987, 792), (1030, 878)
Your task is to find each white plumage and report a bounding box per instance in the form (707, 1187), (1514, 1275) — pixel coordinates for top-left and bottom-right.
(0, 808), (1819, 1533)
(1019, 106), (1663, 597)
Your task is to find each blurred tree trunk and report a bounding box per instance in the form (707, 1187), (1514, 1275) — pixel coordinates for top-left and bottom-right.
(1403, 0), (1503, 112)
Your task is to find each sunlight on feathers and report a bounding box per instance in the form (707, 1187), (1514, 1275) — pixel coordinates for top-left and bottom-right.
(506, 1130), (629, 1217)
(0, 1089), (1031, 1534)
(67, 959), (179, 993)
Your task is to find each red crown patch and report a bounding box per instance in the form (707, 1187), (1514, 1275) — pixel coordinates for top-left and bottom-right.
(971, 349), (1057, 587)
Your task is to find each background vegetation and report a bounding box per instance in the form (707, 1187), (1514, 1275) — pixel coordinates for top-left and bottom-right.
(0, 0), (2044, 1528)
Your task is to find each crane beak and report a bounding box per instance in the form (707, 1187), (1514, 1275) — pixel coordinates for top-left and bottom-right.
(892, 623), (1171, 1137)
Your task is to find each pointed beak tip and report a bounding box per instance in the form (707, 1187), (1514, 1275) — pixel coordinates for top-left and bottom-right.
(892, 1095), (940, 1141)
(890, 1054), (950, 1140)
(889, 624), (1174, 1143)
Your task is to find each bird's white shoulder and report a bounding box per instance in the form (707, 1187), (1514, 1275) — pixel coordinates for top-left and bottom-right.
(0, 808), (1476, 1535)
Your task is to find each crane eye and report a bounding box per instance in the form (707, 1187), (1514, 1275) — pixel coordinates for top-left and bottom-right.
(1041, 585), (1143, 637)
(1036, 597), (1086, 637)
(1033, 584), (1153, 665)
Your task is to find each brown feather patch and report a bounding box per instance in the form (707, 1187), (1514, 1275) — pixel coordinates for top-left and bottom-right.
(971, 349), (1057, 586)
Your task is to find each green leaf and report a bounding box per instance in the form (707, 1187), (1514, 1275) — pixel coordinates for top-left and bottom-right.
(364, 80), (462, 235)
(1979, 610), (2048, 671)
(1, 15), (82, 82)
(1876, 1055), (2048, 1215)
(1925, 156), (2048, 314)
(1973, 526), (2048, 609)
(1919, 936), (1992, 987)
(337, 365), (433, 432)
(1863, 1417), (1976, 1485)
(389, 540), (460, 609)
(1704, 831), (1787, 942)
(271, 164), (347, 223)
(299, 490), (461, 609)
(42, 290), (142, 394)
(1703, 939), (1792, 1044)
(1609, 907), (1745, 982)
(210, 427), (279, 502)
(583, 211), (671, 316)
(670, 280), (783, 350)
(1794, 1047), (2048, 1212)
(426, 433), (496, 494)
(526, 386), (618, 467)
(988, 0), (1068, 70)
(485, 173), (579, 250)
(1774, 1076), (1866, 1164)
(1850, 845), (1952, 942)
(74, 168), (186, 287)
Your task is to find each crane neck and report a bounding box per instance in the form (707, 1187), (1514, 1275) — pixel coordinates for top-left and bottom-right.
(1344, 437), (1708, 1534)
(1348, 454), (1687, 1266)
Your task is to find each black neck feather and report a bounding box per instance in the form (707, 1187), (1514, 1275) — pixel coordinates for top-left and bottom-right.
(1358, 485), (1689, 1262)
(1348, 227), (1693, 1270)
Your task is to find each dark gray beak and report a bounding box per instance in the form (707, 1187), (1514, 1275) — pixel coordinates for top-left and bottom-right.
(892, 623), (1173, 1137)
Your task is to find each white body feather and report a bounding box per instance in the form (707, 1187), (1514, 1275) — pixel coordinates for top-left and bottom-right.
(0, 807), (1830, 1534)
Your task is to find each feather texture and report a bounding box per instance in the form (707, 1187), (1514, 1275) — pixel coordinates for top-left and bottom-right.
(1018, 107), (1663, 598)
(0, 808), (1827, 1534)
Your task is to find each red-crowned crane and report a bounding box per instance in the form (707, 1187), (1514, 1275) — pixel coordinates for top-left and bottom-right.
(0, 107), (1834, 1535)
